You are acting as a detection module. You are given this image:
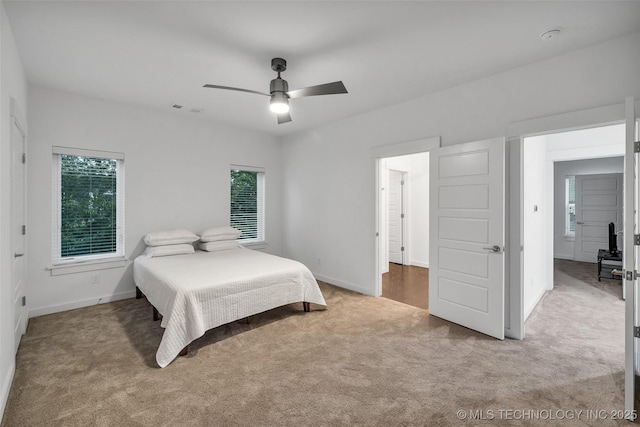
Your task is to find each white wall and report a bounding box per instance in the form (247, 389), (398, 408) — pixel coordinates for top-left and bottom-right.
(523, 136), (547, 320)
(281, 31), (640, 296)
(26, 86), (283, 317)
(554, 157), (624, 259)
(0, 2), (28, 420)
(384, 153), (429, 268)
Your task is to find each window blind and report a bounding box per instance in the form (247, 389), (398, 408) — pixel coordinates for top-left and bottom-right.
(52, 149), (124, 264)
(230, 167), (265, 243)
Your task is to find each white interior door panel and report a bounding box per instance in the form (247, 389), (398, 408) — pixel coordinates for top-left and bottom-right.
(429, 137), (505, 339)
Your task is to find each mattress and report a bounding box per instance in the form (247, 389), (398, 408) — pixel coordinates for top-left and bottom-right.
(133, 248), (326, 367)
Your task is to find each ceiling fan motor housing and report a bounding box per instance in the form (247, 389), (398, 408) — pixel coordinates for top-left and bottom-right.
(270, 77), (288, 95)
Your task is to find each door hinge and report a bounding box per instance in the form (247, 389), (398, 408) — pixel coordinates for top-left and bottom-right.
(21, 296), (26, 307)
(401, 246), (405, 252)
(626, 270), (638, 281)
(400, 180), (404, 186)
(635, 141), (640, 153)
(635, 234), (640, 245)
(22, 153), (26, 164)
(635, 326), (640, 338)
(21, 225), (26, 235)
(401, 213), (405, 219)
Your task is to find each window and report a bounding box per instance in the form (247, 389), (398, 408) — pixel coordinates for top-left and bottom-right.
(52, 147), (124, 264)
(230, 166), (265, 244)
(565, 176), (576, 237)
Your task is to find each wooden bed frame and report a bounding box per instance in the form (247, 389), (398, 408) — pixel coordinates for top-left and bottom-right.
(135, 286), (311, 357)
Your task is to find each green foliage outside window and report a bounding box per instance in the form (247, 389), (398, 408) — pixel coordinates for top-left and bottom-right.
(61, 155), (117, 257)
(230, 170), (258, 240)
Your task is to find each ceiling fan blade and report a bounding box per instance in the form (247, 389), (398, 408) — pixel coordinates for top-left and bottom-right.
(277, 112), (292, 124)
(203, 84), (269, 97)
(287, 81), (347, 99)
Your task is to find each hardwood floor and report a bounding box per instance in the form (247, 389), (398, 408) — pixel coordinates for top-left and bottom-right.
(381, 263), (429, 310)
(380, 258), (619, 321)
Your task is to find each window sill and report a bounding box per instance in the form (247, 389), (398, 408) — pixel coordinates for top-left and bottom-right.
(240, 241), (267, 250)
(48, 257), (128, 276)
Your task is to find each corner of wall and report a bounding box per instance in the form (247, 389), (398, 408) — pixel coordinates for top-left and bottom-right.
(0, 362), (15, 425)
(312, 272), (374, 297)
(0, 3), (28, 422)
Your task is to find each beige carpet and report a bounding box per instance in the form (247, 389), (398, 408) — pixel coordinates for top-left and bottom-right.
(1, 260), (627, 426)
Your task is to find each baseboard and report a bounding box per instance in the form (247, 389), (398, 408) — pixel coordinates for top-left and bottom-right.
(554, 254), (574, 261)
(0, 362), (15, 424)
(409, 260), (429, 269)
(312, 272), (374, 296)
(28, 290), (136, 318)
(524, 284), (549, 321)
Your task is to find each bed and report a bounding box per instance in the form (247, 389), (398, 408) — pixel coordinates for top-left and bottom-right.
(133, 247), (326, 367)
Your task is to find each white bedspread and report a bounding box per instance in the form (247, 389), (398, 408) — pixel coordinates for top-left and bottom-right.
(133, 248), (326, 367)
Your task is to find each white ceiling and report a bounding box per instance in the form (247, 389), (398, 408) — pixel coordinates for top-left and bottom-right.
(5, 1), (640, 136)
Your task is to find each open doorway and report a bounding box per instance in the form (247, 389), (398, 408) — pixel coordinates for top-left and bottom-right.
(378, 152), (430, 309)
(522, 123), (625, 319)
(554, 164), (623, 296)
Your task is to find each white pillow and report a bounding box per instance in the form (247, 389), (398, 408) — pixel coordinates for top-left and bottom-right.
(143, 243), (195, 257)
(199, 226), (241, 243)
(144, 229), (199, 246)
(198, 240), (241, 252)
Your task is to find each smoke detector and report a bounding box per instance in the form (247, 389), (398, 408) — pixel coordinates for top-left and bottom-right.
(540, 29), (561, 41)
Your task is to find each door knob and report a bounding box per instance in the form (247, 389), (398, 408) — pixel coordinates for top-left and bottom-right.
(482, 245), (502, 253)
(14, 253), (24, 258)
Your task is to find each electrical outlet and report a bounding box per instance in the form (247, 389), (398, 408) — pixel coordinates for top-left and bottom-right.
(91, 273), (100, 284)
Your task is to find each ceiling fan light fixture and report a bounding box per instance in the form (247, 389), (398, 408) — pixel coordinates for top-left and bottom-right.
(269, 93), (290, 114)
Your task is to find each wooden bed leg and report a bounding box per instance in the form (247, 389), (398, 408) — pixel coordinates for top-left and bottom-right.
(153, 306), (160, 321)
(179, 346), (188, 357)
(135, 287), (142, 299)
(303, 302), (310, 312)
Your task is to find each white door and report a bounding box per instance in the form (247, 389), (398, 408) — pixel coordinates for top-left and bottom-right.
(11, 102), (27, 354)
(388, 170), (405, 264)
(624, 97), (638, 417)
(574, 173), (623, 263)
(429, 137), (505, 339)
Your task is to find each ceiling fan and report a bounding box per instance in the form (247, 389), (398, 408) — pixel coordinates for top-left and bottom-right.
(204, 58), (348, 124)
